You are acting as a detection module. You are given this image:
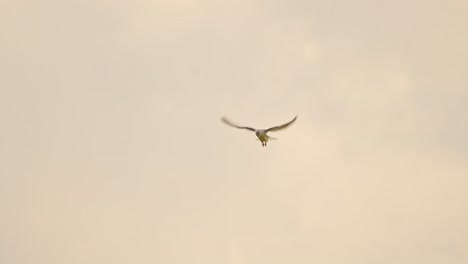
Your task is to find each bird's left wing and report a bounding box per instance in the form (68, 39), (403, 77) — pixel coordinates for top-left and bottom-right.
(266, 115), (297, 132)
(221, 117), (256, 131)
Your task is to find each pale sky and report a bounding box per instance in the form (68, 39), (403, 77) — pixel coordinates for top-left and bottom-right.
(1, 0), (468, 263)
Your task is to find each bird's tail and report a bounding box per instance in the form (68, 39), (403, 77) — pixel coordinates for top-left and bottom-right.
(255, 136), (277, 141)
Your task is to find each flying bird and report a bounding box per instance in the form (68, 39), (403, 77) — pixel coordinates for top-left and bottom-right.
(221, 115), (297, 147)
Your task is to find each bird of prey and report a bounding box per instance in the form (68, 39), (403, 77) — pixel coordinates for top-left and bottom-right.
(221, 115), (297, 147)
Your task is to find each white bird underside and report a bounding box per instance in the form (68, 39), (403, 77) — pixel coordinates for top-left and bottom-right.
(221, 115), (297, 147)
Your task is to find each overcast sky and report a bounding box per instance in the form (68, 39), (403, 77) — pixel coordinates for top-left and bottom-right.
(1, 0), (468, 263)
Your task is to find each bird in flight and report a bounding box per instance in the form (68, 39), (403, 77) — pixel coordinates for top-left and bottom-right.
(221, 115), (297, 147)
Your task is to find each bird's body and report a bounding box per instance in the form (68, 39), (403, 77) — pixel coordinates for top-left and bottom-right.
(221, 115), (297, 147)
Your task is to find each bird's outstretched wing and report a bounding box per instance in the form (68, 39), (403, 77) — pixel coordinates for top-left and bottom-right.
(266, 115), (297, 132)
(221, 117), (256, 131)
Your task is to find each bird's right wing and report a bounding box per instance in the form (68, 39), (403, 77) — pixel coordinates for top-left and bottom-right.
(221, 117), (256, 131)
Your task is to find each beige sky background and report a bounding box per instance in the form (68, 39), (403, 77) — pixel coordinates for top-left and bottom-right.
(1, 0), (468, 263)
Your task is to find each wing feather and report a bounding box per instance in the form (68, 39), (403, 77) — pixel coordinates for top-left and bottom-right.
(221, 117), (256, 131)
(265, 115), (297, 132)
